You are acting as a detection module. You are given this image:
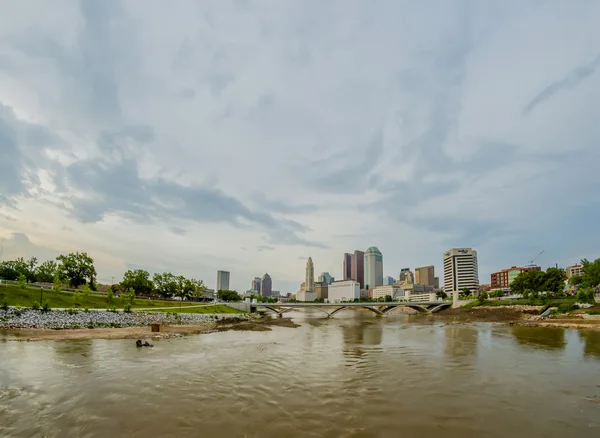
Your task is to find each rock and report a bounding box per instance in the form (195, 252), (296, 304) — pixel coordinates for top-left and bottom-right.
(136, 340), (143, 347)
(143, 341), (154, 347)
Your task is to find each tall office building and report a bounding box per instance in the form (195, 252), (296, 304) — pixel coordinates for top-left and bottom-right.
(399, 268), (410, 282)
(305, 257), (315, 293)
(343, 253), (352, 280)
(261, 273), (272, 297)
(364, 246), (383, 289)
(415, 265), (435, 287)
(251, 277), (262, 294)
(384, 276), (395, 286)
(351, 250), (365, 289)
(443, 248), (479, 294)
(216, 270), (230, 291)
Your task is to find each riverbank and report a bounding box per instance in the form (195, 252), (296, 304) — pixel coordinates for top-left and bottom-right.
(439, 305), (600, 330)
(0, 310), (299, 341)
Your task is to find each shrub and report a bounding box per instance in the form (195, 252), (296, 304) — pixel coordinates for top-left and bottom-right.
(124, 304), (132, 313)
(42, 302), (51, 312)
(576, 288), (596, 304)
(14, 310), (22, 317)
(1, 301), (8, 312)
(31, 301), (40, 310)
(67, 308), (77, 315)
(108, 306), (117, 313)
(557, 303), (579, 313)
(84, 307), (90, 313)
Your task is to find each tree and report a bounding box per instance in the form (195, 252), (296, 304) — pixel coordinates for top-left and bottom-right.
(120, 269), (154, 296)
(152, 272), (179, 298)
(436, 291), (448, 300)
(510, 270), (546, 295)
(56, 252), (96, 288)
(478, 291), (489, 302)
(18, 273), (27, 289)
(544, 267), (566, 293)
(123, 288), (136, 306)
(23, 257), (38, 283)
(36, 260), (58, 283)
(576, 287), (596, 304)
(569, 275), (583, 286)
(217, 290), (241, 301)
(385, 295), (393, 302)
(52, 274), (62, 293)
(581, 258), (600, 289)
(106, 288), (115, 304)
(192, 279), (206, 300)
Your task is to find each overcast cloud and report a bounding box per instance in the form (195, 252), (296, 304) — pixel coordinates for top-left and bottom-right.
(1, 0), (599, 293)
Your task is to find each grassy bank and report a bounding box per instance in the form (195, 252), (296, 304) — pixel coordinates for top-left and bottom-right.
(0, 284), (204, 310)
(463, 298), (577, 309)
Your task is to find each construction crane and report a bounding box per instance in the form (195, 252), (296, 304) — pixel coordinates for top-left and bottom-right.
(526, 250), (545, 267)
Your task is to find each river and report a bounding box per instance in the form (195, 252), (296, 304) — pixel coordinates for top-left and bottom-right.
(1, 311), (600, 437)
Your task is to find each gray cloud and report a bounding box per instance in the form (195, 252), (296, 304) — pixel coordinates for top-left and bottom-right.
(524, 53), (600, 114)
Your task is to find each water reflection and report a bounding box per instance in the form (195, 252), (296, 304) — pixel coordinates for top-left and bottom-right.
(511, 326), (566, 351)
(444, 325), (479, 360)
(1, 318), (600, 437)
(578, 330), (600, 358)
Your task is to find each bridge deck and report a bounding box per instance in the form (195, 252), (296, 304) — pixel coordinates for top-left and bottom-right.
(251, 302), (444, 307)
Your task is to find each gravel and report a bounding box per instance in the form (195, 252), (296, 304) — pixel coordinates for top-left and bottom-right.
(0, 309), (253, 330)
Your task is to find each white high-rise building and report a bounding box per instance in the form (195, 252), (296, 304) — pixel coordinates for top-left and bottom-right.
(305, 257), (315, 293)
(328, 280), (360, 303)
(216, 270), (230, 291)
(364, 246), (383, 289)
(443, 248), (479, 294)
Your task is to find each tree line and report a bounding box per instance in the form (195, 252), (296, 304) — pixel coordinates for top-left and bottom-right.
(0, 252), (96, 288)
(0, 254), (208, 301)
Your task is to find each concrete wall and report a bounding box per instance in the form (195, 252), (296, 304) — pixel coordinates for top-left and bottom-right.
(226, 302), (252, 313)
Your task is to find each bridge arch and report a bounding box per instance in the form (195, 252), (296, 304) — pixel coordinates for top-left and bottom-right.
(328, 305), (385, 317)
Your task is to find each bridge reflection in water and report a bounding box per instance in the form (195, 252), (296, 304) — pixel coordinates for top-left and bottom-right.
(251, 301), (451, 318)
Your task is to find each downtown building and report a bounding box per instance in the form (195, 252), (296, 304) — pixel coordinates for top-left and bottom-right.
(260, 273), (272, 297)
(364, 246), (383, 289)
(490, 265), (541, 289)
(216, 270), (230, 291)
(443, 248), (479, 294)
(415, 265), (435, 287)
(343, 250), (365, 289)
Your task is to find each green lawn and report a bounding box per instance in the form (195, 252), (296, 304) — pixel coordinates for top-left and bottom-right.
(137, 304), (243, 314)
(0, 284), (204, 310)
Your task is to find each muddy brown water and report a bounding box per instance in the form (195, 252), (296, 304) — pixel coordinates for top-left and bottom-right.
(1, 311), (600, 437)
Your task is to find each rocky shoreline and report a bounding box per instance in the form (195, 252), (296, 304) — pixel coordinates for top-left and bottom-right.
(0, 308), (253, 330)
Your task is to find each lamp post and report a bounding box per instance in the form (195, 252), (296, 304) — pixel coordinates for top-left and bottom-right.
(40, 287), (43, 306)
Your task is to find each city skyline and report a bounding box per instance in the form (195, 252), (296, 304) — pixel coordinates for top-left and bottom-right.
(1, 1), (599, 294)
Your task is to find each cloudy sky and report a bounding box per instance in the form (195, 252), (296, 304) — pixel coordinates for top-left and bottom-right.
(1, 0), (599, 293)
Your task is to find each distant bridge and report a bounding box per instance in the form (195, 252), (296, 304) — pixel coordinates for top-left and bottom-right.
(239, 301), (452, 318)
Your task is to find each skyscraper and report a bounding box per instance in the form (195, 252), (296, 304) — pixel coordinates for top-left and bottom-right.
(443, 248), (479, 294)
(216, 270), (230, 291)
(251, 277), (262, 294)
(305, 257), (315, 293)
(364, 246), (383, 289)
(384, 276), (395, 285)
(399, 268), (410, 282)
(415, 265), (435, 287)
(343, 253), (352, 280)
(261, 273), (272, 297)
(351, 250), (365, 289)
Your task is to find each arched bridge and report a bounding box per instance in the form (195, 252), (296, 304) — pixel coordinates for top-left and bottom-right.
(248, 301), (452, 318)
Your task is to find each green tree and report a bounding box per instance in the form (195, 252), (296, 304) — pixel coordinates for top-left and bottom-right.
(122, 288), (136, 306)
(192, 279), (206, 300)
(510, 270), (546, 295)
(56, 252), (97, 288)
(385, 295), (393, 302)
(36, 260), (58, 283)
(436, 291), (448, 300)
(52, 274), (62, 293)
(152, 272), (179, 298)
(544, 267), (566, 293)
(569, 275), (583, 286)
(24, 257), (38, 283)
(581, 258), (600, 289)
(106, 288), (114, 304)
(120, 269), (154, 296)
(478, 291), (489, 302)
(18, 273), (27, 289)
(576, 287), (595, 304)
(82, 283), (92, 299)
(217, 290), (242, 301)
